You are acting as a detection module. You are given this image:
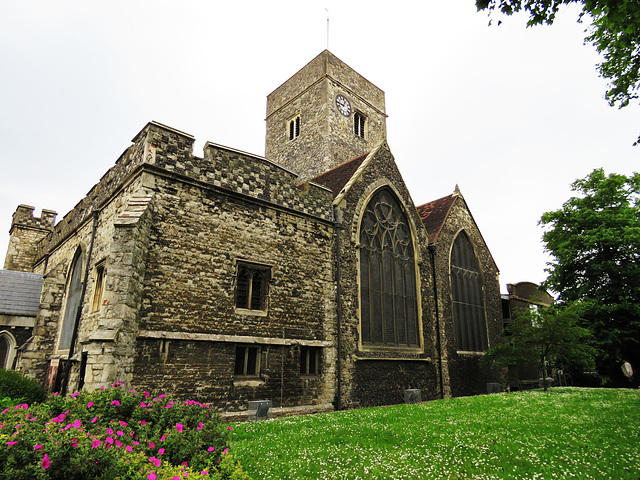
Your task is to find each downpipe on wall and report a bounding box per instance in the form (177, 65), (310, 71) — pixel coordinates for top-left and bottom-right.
(333, 206), (343, 411)
(428, 243), (445, 400)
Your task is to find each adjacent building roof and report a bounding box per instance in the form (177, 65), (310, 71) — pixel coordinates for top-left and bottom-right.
(0, 270), (44, 316)
(416, 189), (459, 244)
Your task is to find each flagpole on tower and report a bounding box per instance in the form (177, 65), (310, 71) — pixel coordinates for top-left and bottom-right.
(325, 8), (329, 50)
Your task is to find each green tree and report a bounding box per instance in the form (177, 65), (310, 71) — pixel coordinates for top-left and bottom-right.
(475, 0), (640, 143)
(540, 168), (640, 365)
(482, 303), (597, 390)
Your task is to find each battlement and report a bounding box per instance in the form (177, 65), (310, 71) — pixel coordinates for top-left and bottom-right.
(10, 205), (57, 233)
(28, 121), (332, 265)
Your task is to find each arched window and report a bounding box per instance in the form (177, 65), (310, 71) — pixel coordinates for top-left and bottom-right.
(0, 332), (16, 369)
(451, 232), (488, 352)
(58, 249), (84, 350)
(359, 188), (419, 347)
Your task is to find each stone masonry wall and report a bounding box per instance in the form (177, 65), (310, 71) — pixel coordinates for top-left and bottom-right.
(131, 169), (336, 409)
(432, 196), (503, 397)
(335, 145), (439, 408)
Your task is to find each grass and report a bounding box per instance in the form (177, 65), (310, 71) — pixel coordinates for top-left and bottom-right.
(228, 388), (640, 479)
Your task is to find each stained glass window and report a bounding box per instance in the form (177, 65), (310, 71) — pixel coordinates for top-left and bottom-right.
(359, 188), (419, 347)
(451, 232), (488, 352)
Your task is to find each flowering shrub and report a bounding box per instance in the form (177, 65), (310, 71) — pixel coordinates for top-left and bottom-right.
(0, 385), (249, 480)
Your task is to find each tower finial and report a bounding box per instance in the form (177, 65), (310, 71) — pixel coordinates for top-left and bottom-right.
(453, 184), (461, 196)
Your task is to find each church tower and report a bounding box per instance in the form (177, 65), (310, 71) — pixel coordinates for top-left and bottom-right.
(265, 50), (387, 181)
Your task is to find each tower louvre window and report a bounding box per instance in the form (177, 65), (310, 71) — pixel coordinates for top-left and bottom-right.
(288, 116), (300, 141)
(354, 112), (366, 138)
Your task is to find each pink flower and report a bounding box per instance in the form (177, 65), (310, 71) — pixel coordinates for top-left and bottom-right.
(126, 445), (133, 452)
(87, 401), (94, 408)
(149, 442), (155, 449)
(6, 441), (17, 446)
(53, 392), (59, 396)
(119, 420), (128, 427)
(147, 473), (156, 480)
(71, 392), (79, 398)
(92, 439), (101, 448)
(110, 400), (120, 406)
(42, 453), (50, 469)
(175, 423), (184, 433)
(227, 426), (232, 431)
(159, 435), (166, 441)
(117, 430), (124, 436)
(140, 420), (147, 426)
(72, 419), (82, 428)
(115, 440), (123, 448)
(140, 402), (147, 408)
(223, 448), (229, 454)
(106, 428), (114, 435)
(105, 437), (114, 445)
(91, 416), (98, 423)
(158, 448), (165, 456)
(207, 446), (215, 452)
(149, 456), (161, 467)
(144, 391), (150, 399)
(34, 444), (43, 450)
(201, 471), (209, 475)
(197, 422), (203, 430)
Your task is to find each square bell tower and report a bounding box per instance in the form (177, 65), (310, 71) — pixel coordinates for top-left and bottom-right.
(265, 50), (387, 181)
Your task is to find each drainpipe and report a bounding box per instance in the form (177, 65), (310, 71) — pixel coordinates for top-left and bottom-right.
(428, 243), (444, 399)
(61, 210), (100, 397)
(333, 206), (343, 411)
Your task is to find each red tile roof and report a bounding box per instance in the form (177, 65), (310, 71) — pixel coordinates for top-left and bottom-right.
(416, 193), (457, 243)
(304, 152), (370, 198)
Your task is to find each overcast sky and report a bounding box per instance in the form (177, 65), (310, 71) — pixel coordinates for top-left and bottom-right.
(1, 1), (638, 293)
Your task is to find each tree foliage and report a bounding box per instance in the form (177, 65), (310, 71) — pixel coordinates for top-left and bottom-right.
(540, 168), (640, 362)
(475, 0), (640, 143)
(482, 303), (596, 390)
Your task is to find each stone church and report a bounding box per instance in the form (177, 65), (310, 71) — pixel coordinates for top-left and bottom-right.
(2, 51), (502, 413)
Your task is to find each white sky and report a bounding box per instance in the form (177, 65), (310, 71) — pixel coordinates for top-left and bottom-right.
(1, 1), (638, 293)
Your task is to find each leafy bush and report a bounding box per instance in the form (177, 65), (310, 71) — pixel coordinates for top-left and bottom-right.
(0, 369), (46, 404)
(0, 384), (250, 480)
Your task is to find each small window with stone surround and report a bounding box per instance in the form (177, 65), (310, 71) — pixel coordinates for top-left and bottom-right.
(354, 111), (366, 138)
(288, 115), (300, 141)
(234, 345), (260, 376)
(235, 261), (271, 313)
(91, 260), (106, 312)
(300, 347), (321, 376)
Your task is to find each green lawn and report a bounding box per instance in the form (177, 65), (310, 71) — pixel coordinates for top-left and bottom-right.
(228, 388), (640, 479)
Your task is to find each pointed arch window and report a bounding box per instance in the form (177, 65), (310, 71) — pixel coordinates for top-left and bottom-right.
(58, 249), (84, 351)
(359, 188), (419, 347)
(451, 232), (488, 352)
(0, 331), (17, 369)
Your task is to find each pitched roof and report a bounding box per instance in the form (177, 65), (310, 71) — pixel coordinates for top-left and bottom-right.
(0, 270), (44, 316)
(306, 152), (370, 198)
(416, 190), (458, 244)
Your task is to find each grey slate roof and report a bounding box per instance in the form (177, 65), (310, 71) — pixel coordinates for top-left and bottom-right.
(0, 270), (44, 316)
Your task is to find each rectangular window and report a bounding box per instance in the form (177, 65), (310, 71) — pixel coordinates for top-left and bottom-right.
(288, 116), (300, 141)
(300, 347), (321, 376)
(234, 345), (260, 376)
(354, 112), (366, 138)
(235, 262), (271, 312)
(91, 262), (106, 312)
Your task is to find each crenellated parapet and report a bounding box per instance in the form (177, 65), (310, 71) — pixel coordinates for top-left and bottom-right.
(4, 205), (57, 272)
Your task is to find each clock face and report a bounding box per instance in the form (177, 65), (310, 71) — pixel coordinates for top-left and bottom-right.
(335, 94), (352, 117)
